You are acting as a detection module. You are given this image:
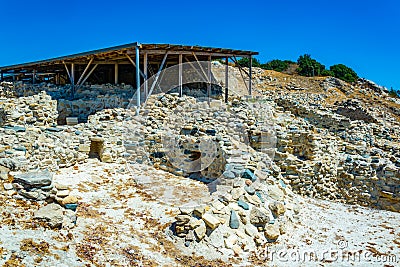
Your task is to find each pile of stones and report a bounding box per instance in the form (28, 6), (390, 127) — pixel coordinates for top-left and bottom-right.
(4, 170), (78, 207)
(1, 169), (78, 229)
(264, 89), (400, 211)
(0, 91), (58, 126)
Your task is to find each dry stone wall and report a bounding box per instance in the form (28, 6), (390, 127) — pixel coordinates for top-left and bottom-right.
(0, 81), (399, 216)
(270, 92), (400, 212)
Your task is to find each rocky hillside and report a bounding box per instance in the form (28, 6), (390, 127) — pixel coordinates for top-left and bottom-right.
(0, 67), (399, 266)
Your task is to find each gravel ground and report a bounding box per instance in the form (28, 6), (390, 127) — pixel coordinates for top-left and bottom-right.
(1, 160), (399, 266)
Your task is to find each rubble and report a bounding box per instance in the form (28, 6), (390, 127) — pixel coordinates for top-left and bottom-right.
(0, 66), (399, 265)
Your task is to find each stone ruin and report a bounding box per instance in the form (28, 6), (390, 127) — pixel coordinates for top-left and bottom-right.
(0, 72), (399, 256)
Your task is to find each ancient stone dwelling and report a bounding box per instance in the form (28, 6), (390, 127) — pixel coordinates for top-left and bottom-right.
(0, 42), (399, 265)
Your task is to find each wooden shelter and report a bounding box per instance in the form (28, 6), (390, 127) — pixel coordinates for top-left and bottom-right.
(0, 42), (258, 109)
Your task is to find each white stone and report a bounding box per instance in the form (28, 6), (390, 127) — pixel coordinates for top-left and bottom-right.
(202, 213), (220, 230)
(224, 234), (237, 249)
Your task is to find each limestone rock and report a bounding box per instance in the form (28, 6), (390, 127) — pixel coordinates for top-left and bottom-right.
(62, 195), (78, 205)
(202, 213), (220, 230)
(194, 221), (206, 241)
(34, 203), (64, 228)
(13, 170), (52, 187)
(229, 210), (240, 229)
(264, 223), (280, 242)
(269, 201), (286, 217)
(268, 185), (284, 201)
(56, 189), (70, 198)
(224, 234), (237, 249)
(0, 166), (10, 180)
(3, 183), (13, 190)
(237, 200), (249, 210)
(250, 207), (270, 226)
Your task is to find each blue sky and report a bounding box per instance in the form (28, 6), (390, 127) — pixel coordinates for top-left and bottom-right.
(1, 0), (399, 89)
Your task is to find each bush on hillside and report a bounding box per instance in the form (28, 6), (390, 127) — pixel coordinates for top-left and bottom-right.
(261, 59), (294, 72)
(321, 69), (335, 76)
(389, 88), (399, 98)
(330, 64), (358, 83)
(296, 54), (326, 77)
(236, 57), (261, 68)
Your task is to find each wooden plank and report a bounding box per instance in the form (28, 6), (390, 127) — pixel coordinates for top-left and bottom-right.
(76, 58), (94, 86)
(76, 64), (98, 89)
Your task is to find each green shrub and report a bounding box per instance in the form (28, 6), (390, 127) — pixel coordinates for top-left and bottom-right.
(261, 59), (294, 72)
(321, 69), (334, 76)
(389, 88), (399, 98)
(296, 54), (326, 77)
(330, 64), (358, 83)
(236, 57), (261, 68)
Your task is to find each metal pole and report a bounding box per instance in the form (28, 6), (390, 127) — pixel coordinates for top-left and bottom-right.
(135, 45), (140, 115)
(32, 69), (36, 85)
(144, 52), (148, 99)
(71, 63), (75, 98)
(249, 56), (252, 96)
(114, 63), (119, 84)
(225, 57), (229, 103)
(207, 55), (211, 105)
(179, 53), (183, 97)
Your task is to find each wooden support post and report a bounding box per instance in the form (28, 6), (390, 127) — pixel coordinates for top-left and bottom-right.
(207, 55), (211, 105)
(192, 52), (208, 81)
(179, 53), (183, 97)
(76, 64), (98, 89)
(76, 58), (94, 86)
(135, 45), (140, 115)
(147, 52), (168, 100)
(225, 57), (229, 103)
(32, 70), (36, 85)
(64, 62), (72, 81)
(0, 71), (3, 82)
(114, 63), (119, 84)
(249, 56), (252, 96)
(231, 56), (249, 93)
(144, 53), (148, 99)
(185, 56), (204, 81)
(126, 54), (146, 78)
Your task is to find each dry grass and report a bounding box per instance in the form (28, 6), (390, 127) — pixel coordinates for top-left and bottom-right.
(2, 253), (25, 267)
(20, 238), (50, 255)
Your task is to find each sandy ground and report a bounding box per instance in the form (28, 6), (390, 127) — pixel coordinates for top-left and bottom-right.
(1, 160), (399, 266)
(259, 197), (400, 267)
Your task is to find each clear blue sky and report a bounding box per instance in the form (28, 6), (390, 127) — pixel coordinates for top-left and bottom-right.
(1, 0), (399, 89)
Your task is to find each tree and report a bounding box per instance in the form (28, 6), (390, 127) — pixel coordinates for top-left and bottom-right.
(321, 69), (334, 76)
(261, 59), (294, 72)
(330, 64), (358, 83)
(236, 57), (261, 68)
(296, 54), (326, 77)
